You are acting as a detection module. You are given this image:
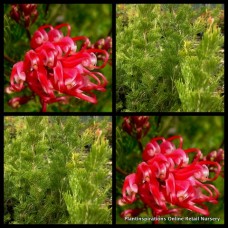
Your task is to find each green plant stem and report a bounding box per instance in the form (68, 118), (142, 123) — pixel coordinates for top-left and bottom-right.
(156, 116), (162, 130)
(25, 28), (31, 41)
(219, 139), (224, 148)
(138, 140), (143, 152)
(108, 27), (112, 36)
(45, 4), (50, 18)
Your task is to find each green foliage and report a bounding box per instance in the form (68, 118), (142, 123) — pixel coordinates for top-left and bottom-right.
(116, 116), (224, 224)
(4, 4), (112, 112)
(64, 135), (112, 224)
(116, 4), (224, 112)
(4, 116), (112, 224)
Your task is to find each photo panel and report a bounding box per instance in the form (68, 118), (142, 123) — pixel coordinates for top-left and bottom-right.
(116, 115), (224, 224)
(4, 4), (112, 112)
(4, 116), (112, 224)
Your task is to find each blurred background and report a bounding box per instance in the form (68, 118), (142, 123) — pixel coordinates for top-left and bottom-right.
(4, 4), (112, 112)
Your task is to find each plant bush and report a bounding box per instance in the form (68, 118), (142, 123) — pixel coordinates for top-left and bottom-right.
(116, 4), (224, 112)
(4, 116), (112, 224)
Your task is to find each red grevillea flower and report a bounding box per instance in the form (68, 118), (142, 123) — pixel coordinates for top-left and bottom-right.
(10, 4), (38, 28)
(8, 95), (34, 108)
(118, 136), (222, 221)
(90, 36), (112, 65)
(122, 116), (150, 140)
(5, 23), (110, 112)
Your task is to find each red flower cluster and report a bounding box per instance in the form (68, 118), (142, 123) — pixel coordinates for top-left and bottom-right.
(118, 136), (221, 222)
(122, 116), (150, 140)
(5, 24), (110, 112)
(91, 36), (112, 65)
(203, 148), (224, 177)
(10, 4), (38, 28)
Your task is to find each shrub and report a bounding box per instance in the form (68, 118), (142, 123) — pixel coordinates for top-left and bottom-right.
(116, 4), (224, 112)
(4, 116), (112, 224)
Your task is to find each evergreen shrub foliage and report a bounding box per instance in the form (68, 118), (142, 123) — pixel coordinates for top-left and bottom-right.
(4, 116), (112, 224)
(116, 4), (224, 112)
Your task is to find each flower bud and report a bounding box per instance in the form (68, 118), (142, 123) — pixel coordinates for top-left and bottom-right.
(122, 116), (150, 140)
(10, 4), (38, 28)
(8, 96), (32, 108)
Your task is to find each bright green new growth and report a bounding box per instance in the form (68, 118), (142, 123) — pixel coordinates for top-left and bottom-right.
(116, 4), (224, 112)
(4, 116), (112, 224)
(64, 129), (112, 224)
(176, 23), (223, 111)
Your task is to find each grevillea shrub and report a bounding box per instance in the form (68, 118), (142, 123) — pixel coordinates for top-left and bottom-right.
(116, 4), (224, 112)
(4, 4), (112, 112)
(4, 116), (112, 224)
(64, 128), (112, 224)
(116, 116), (224, 224)
(118, 136), (222, 221)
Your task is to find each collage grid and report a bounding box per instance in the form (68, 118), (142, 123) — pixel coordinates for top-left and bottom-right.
(2, 2), (225, 225)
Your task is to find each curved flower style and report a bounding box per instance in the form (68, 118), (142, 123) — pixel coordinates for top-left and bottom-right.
(118, 136), (222, 222)
(5, 24), (110, 112)
(122, 116), (150, 140)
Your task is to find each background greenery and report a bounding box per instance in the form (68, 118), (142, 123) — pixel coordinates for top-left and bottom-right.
(116, 116), (224, 224)
(4, 116), (112, 224)
(116, 4), (224, 112)
(4, 4), (112, 112)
